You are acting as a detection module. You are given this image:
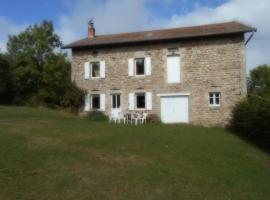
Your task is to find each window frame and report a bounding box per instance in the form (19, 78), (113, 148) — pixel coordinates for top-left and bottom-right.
(90, 61), (101, 79)
(91, 94), (101, 110)
(209, 92), (221, 107)
(134, 58), (146, 76)
(135, 92), (146, 110)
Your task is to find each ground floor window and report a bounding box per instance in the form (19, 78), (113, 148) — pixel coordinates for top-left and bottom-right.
(91, 94), (100, 110)
(136, 93), (146, 109)
(111, 94), (121, 108)
(209, 92), (221, 106)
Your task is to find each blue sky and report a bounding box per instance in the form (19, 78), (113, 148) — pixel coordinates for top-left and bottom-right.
(0, 0), (226, 25)
(0, 0), (269, 70)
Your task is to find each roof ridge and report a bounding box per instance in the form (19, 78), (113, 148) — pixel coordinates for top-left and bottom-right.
(96, 21), (237, 37)
(62, 21), (256, 49)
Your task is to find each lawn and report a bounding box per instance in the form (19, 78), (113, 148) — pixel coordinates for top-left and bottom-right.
(0, 106), (270, 200)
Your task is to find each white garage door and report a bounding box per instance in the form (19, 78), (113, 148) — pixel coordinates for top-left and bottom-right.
(161, 96), (189, 123)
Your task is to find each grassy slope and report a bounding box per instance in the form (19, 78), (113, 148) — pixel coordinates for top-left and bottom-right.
(0, 106), (270, 200)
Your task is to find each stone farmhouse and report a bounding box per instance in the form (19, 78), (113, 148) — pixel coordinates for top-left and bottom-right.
(62, 21), (256, 126)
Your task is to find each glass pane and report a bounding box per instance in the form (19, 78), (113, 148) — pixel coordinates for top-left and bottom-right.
(92, 95), (100, 109)
(112, 95), (116, 108)
(91, 62), (100, 77)
(136, 93), (145, 108)
(209, 97), (214, 105)
(117, 95), (120, 108)
(135, 58), (145, 75)
(215, 96), (220, 104)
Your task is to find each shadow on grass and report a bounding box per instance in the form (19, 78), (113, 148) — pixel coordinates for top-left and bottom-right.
(228, 128), (270, 155)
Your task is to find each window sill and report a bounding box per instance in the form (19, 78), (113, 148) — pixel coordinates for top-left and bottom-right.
(209, 105), (221, 109)
(134, 75), (146, 78)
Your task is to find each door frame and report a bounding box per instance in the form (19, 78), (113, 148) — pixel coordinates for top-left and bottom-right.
(110, 93), (121, 112)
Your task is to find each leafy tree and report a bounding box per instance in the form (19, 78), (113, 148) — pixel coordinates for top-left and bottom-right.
(7, 20), (62, 102)
(4, 20), (84, 111)
(0, 54), (13, 104)
(249, 64), (270, 95)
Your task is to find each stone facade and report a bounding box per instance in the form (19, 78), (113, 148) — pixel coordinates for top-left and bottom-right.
(71, 34), (246, 127)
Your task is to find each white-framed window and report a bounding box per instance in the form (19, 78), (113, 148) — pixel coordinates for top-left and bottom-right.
(86, 93), (105, 111)
(84, 61), (105, 79)
(209, 92), (221, 107)
(135, 93), (146, 109)
(91, 94), (100, 110)
(91, 62), (100, 78)
(128, 92), (152, 110)
(128, 57), (151, 76)
(134, 58), (145, 76)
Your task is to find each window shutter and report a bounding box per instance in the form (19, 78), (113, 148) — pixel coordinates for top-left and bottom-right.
(146, 92), (152, 110)
(145, 57), (151, 75)
(128, 93), (135, 110)
(100, 61), (106, 78)
(84, 62), (90, 79)
(128, 58), (134, 76)
(84, 94), (90, 111)
(100, 94), (106, 111)
(167, 56), (180, 83)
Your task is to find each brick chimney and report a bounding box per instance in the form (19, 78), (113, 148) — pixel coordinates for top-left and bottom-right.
(88, 20), (95, 38)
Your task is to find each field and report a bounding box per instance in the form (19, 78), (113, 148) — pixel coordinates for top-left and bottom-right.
(0, 106), (270, 200)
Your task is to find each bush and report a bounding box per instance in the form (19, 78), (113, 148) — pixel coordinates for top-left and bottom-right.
(88, 111), (108, 121)
(60, 82), (85, 113)
(146, 114), (160, 123)
(231, 94), (270, 145)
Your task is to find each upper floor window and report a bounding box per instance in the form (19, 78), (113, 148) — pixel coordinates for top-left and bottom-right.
(135, 58), (145, 76)
(84, 61), (106, 79)
(128, 57), (151, 76)
(209, 92), (221, 107)
(167, 55), (181, 83)
(91, 62), (100, 78)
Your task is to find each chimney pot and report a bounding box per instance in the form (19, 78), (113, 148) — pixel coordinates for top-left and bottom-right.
(88, 20), (95, 38)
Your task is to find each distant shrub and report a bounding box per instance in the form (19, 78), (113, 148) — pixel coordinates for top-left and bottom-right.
(88, 111), (108, 121)
(146, 114), (160, 123)
(231, 94), (270, 145)
(60, 82), (85, 113)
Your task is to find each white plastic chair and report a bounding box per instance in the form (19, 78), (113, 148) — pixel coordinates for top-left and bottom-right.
(140, 113), (148, 124)
(131, 113), (140, 125)
(118, 112), (126, 124)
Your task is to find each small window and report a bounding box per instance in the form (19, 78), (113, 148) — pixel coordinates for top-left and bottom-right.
(111, 94), (121, 109)
(135, 58), (145, 76)
(209, 92), (221, 106)
(136, 93), (146, 109)
(91, 94), (100, 110)
(91, 62), (100, 78)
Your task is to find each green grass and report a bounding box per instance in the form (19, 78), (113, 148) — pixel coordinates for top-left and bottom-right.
(0, 106), (270, 200)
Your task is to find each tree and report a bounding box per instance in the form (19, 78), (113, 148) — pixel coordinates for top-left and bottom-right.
(6, 20), (62, 102)
(0, 54), (13, 104)
(249, 64), (270, 95)
(4, 20), (85, 111)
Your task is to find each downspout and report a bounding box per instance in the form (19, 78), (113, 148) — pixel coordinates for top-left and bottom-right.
(245, 31), (255, 45)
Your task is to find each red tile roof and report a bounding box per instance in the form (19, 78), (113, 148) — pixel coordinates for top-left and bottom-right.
(62, 21), (256, 49)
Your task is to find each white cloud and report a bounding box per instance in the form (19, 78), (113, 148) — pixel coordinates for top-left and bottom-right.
(163, 0), (270, 71)
(58, 0), (270, 72)
(0, 17), (27, 52)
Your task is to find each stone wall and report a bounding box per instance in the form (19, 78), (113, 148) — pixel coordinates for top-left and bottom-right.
(71, 34), (246, 126)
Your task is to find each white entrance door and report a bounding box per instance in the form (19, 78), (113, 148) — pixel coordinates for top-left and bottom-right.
(161, 96), (189, 123)
(111, 94), (121, 116)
